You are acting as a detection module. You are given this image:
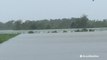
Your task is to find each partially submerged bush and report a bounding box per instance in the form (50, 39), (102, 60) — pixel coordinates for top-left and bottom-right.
(75, 28), (88, 32)
(51, 31), (57, 33)
(89, 29), (95, 32)
(63, 30), (67, 33)
(81, 28), (88, 32)
(74, 29), (81, 32)
(47, 31), (50, 33)
(28, 31), (34, 34)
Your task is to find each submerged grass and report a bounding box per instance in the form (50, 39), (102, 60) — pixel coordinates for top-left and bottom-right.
(0, 34), (19, 43)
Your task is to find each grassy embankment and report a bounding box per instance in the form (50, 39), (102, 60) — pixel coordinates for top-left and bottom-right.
(0, 34), (19, 43)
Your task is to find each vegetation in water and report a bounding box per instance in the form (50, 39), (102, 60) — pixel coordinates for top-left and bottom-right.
(63, 30), (67, 33)
(28, 31), (34, 34)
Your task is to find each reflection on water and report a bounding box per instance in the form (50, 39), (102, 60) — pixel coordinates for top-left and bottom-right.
(0, 32), (107, 60)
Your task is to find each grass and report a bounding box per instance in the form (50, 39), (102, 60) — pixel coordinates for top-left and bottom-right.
(0, 34), (19, 43)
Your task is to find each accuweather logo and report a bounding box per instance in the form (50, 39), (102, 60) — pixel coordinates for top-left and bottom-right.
(80, 54), (100, 58)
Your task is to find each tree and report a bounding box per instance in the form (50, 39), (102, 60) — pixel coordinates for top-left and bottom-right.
(71, 15), (89, 28)
(5, 20), (14, 29)
(79, 15), (89, 28)
(14, 20), (22, 30)
(0, 22), (5, 30)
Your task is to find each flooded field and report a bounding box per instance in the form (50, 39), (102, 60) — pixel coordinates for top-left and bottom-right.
(0, 28), (107, 34)
(0, 31), (107, 60)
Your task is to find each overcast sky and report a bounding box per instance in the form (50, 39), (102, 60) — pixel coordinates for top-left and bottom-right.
(0, 0), (106, 22)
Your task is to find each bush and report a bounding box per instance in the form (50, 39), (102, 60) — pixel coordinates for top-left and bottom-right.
(28, 31), (34, 34)
(81, 28), (88, 32)
(63, 30), (67, 33)
(47, 31), (50, 33)
(89, 29), (95, 32)
(74, 29), (81, 32)
(51, 31), (57, 33)
(74, 28), (88, 32)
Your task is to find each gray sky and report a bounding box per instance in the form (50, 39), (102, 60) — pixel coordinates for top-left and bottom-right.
(0, 0), (106, 22)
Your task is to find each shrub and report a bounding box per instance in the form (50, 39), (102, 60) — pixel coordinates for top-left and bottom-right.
(89, 29), (95, 32)
(28, 31), (34, 34)
(74, 29), (81, 32)
(63, 30), (67, 33)
(51, 31), (57, 33)
(81, 28), (88, 32)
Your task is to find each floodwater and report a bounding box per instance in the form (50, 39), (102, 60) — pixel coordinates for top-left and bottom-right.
(0, 31), (107, 60)
(0, 28), (107, 34)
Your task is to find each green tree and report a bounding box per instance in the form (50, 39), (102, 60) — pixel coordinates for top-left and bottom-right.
(71, 15), (89, 28)
(14, 20), (22, 30)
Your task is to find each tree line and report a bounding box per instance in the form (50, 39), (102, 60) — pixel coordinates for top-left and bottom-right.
(0, 15), (107, 30)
